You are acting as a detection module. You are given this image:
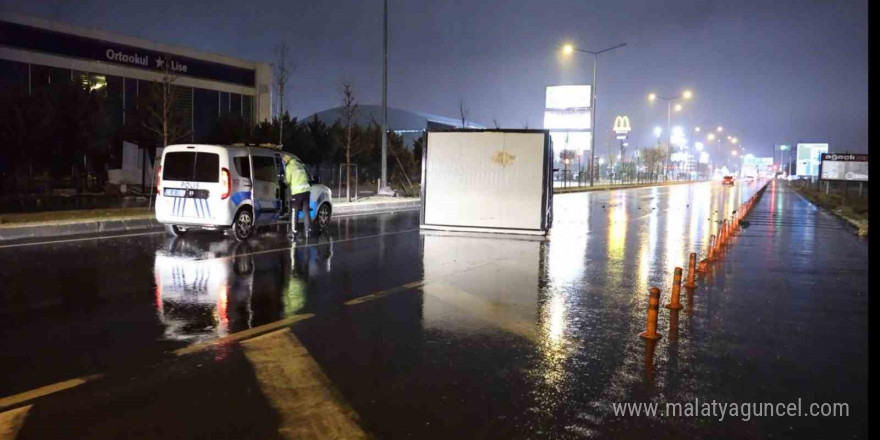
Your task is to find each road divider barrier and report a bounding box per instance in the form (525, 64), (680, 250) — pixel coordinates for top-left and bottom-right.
(638, 181), (771, 351)
(685, 253), (697, 288)
(665, 268), (684, 310)
(639, 287), (663, 340)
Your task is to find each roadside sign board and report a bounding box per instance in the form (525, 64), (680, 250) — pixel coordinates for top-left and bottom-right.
(820, 153), (868, 181)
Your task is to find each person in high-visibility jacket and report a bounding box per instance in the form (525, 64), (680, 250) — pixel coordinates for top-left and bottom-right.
(283, 154), (311, 237)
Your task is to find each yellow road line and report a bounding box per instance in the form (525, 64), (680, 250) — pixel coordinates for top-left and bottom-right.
(241, 329), (370, 440)
(173, 313), (314, 356)
(0, 404), (32, 440)
(191, 228), (420, 262)
(343, 280), (426, 306)
(0, 375), (102, 410)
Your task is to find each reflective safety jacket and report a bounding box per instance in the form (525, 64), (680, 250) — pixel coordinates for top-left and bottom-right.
(284, 155), (310, 195)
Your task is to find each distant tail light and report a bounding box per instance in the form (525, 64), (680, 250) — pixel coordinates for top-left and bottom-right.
(154, 163), (162, 194)
(221, 168), (231, 199)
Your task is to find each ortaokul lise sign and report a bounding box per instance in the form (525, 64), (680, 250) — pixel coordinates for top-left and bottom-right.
(0, 20), (254, 87)
(104, 48), (188, 73)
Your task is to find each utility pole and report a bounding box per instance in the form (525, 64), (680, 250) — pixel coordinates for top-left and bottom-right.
(379, 0), (389, 194)
(564, 43), (626, 187)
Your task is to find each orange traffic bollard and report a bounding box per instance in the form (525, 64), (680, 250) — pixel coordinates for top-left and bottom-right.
(665, 267), (684, 310)
(642, 338), (658, 382)
(685, 253), (697, 288)
(640, 287), (663, 340)
(669, 308), (680, 341)
(708, 235), (716, 260)
(697, 258), (708, 273)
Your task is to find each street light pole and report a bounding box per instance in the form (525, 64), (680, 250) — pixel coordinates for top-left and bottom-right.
(380, 0), (388, 192)
(665, 100), (672, 181)
(564, 42), (626, 187)
(590, 53), (598, 186)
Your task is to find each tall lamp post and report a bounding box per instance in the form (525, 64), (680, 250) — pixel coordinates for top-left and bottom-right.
(379, 0), (390, 194)
(648, 89), (692, 181)
(562, 42), (627, 187)
(779, 144), (790, 176)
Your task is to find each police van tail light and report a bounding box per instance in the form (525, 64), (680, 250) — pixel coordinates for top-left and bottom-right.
(221, 168), (231, 199)
(154, 164), (162, 194)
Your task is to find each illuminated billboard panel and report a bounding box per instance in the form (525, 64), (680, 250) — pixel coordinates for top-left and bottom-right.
(545, 85), (591, 109)
(820, 153), (868, 181)
(543, 110), (591, 130)
(550, 131), (592, 153)
(796, 143), (828, 176)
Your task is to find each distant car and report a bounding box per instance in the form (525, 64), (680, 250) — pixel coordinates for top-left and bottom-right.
(722, 175), (735, 186)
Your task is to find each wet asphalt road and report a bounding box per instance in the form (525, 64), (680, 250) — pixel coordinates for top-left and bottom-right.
(0, 180), (868, 439)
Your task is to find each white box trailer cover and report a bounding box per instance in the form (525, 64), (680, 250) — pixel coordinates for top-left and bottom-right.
(420, 130), (553, 234)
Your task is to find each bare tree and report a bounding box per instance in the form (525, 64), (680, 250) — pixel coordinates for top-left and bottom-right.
(521, 119), (530, 129)
(458, 99), (470, 128)
(492, 118), (501, 129)
(141, 54), (191, 150)
(273, 42), (293, 146)
(339, 82), (359, 202)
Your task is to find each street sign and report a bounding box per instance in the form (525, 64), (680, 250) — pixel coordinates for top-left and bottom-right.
(820, 153), (868, 181)
(613, 115), (631, 134)
(616, 135), (627, 140)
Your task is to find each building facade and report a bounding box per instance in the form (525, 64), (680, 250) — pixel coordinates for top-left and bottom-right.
(0, 11), (272, 145)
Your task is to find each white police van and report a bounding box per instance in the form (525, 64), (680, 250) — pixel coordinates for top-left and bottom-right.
(154, 144), (332, 241)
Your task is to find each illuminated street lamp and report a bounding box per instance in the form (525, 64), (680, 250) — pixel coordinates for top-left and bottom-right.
(561, 41), (627, 187)
(647, 88), (694, 180)
(695, 126), (701, 132)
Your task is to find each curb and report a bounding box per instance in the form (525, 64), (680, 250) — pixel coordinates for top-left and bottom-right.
(553, 180), (700, 194)
(0, 200), (422, 242)
(333, 199), (421, 215)
(0, 218), (161, 242)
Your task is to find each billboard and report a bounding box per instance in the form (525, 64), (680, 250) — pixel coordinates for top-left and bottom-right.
(545, 85), (591, 109)
(545, 85), (593, 160)
(549, 131), (591, 153)
(796, 143), (828, 176)
(820, 153), (868, 181)
(543, 110), (591, 130)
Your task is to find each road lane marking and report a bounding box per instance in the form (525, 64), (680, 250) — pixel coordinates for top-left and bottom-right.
(0, 404), (31, 440)
(343, 280), (426, 306)
(0, 375), (102, 410)
(191, 228), (420, 263)
(0, 231), (164, 249)
(0, 209), (420, 250)
(173, 313), (314, 356)
(241, 329), (369, 440)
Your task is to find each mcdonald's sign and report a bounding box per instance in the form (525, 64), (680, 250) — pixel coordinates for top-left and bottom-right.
(613, 115), (632, 134)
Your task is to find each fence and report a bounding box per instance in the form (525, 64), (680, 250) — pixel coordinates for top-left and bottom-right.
(788, 177), (868, 199)
(553, 161), (706, 188)
(308, 163), (421, 200)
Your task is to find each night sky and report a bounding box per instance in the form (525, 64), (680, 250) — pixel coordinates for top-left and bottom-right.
(2, 0), (869, 157)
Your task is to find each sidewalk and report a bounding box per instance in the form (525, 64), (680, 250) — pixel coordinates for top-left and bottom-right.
(0, 197), (421, 242)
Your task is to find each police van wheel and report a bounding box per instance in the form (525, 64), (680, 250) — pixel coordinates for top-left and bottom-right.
(232, 209), (254, 241)
(315, 203), (332, 231)
(165, 224), (187, 237)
